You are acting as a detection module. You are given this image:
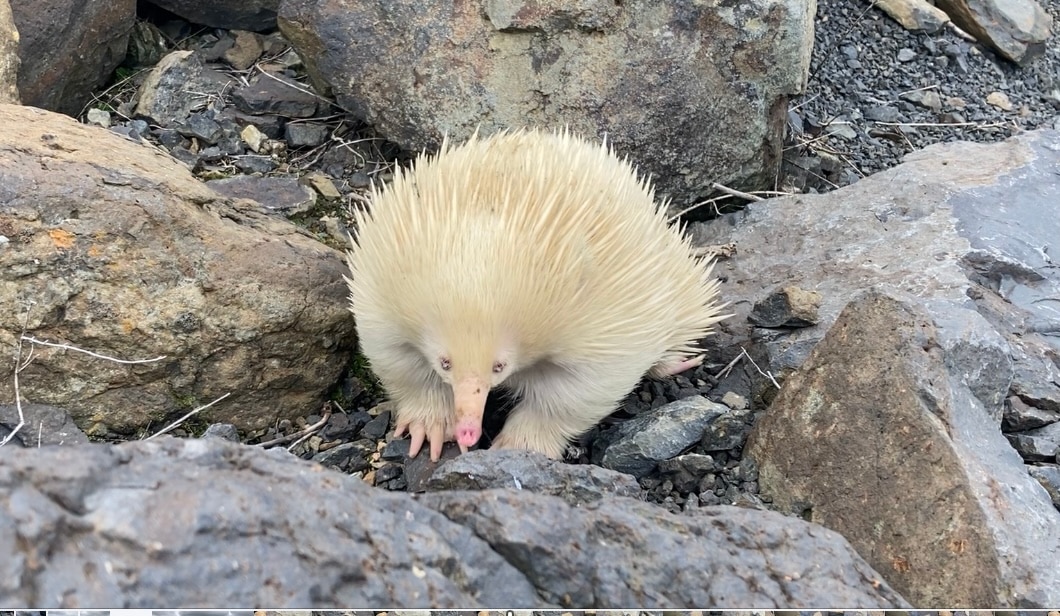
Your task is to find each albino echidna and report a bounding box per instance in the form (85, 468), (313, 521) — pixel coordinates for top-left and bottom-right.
(344, 128), (729, 461)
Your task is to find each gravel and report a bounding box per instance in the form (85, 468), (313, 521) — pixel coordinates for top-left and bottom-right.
(788, 0), (1060, 192)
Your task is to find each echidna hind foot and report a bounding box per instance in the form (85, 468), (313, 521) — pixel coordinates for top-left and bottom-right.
(491, 423), (569, 460)
(648, 354), (705, 379)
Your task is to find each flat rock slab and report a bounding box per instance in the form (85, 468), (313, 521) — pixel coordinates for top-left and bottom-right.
(747, 289), (1060, 607)
(0, 437), (909, 608)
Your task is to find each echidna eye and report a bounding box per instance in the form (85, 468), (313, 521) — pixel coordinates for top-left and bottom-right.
(492, 361), (506, 374)
(440, 357), (452, 371)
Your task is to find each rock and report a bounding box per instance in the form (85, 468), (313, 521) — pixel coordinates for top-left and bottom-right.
(1003, 395), (1060, 431)
(278, 0), (815, 215)
(177, 111), (224, 144)
(721, 391), (748, 410)
(300, 171), (341, 199)
(986, 90), (1014, 110)
(748, 285), (822, 328)
(285, 121), (329, 148)
(0, 403), (89, 446)
(134, 51), (209, 126)
(597, 396), (728, 478)
(223, 30), (265, 71)
(361, 410), (391, 441)
(84, 108), (111, 128)
(874, 0), (951, 32)
(1007, 421), (1060, 461)
(241, 124), (267, 152)
(205, 175), (316, 214)
(0, 0), (18, 104)
(144, 0), (278, 31)
(421, 489), (910, 608)
(933, 0), (1053, 65)
(0, 437), (540, 607)
(313, 439), (374, 473)
(746, 289), (1060, 607)
(0, 437), (909, 607)
(657, 453), (716, 493)
(0, 104), (355, 434)
(692, 130), (1060, 421)
(201, 423), (240, 441)
(1029, 464), (1060, 508)
(426, 449), (641, 505)
(865, 105), (901, 122)
(234, 155), (278, 174)
(9, 0), (135, 115)
(231, 72), (318, 118)
(899, 88), (943, 110)
(125, 19), (168, 68)
(897, 48), (917, 62)
(700, 406), (755, 452)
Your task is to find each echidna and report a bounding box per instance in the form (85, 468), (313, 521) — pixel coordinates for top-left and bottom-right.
(345, 128), (729, 461)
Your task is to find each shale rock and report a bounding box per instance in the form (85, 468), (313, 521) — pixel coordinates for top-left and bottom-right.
(8, 0), (135, 115)
(746, 289), (1060, 607)
(0, 104), (355, 435)
(0, 437), (910, 608)
(278, 0), (814, 213)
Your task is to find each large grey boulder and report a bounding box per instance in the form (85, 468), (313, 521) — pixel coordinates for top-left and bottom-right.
(0, 437), (910, 608)
(277, 0), (815, 212)
(0, 104), (355, 435)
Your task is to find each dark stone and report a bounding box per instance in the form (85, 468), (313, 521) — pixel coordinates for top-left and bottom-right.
(231, 73), (318, 118)
(177, 112), (224, 144)
(202, 423), (240, 441)
(285, 122), (330, 148)
(360, 410), (391, 440)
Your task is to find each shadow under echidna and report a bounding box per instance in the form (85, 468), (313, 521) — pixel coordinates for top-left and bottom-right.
(344, 128), (731, 462)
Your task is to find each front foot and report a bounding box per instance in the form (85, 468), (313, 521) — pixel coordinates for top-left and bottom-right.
(491, 426), (568, 460)
(394, 416), (466, 462)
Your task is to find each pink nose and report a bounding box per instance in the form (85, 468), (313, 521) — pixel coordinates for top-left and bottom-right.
(455, 423), (481, 447)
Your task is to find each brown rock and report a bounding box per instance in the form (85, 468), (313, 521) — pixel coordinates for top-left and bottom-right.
(875, 0), (951, 33)
(10, 0), (135, 115)
(934, 0), (1053, 65)
(0, 104), (355, 435)
(223, 30), (265, 71)
(278, 0), (814, 215)
(0, 0), (18, 104)
(746, 289), (1060, 607)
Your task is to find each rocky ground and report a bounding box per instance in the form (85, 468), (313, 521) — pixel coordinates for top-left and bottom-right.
(788, 0), (1060, 192)
(61, 0), (1060, 513)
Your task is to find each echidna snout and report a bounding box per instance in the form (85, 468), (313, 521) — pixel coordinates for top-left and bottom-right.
(453, 374), (489, 448)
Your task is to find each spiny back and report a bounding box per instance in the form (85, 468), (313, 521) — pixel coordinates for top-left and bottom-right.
(347, 128), (723, 362)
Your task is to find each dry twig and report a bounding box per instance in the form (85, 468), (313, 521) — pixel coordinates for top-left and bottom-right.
(147, 392), (233, 440)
